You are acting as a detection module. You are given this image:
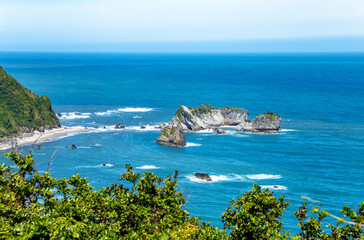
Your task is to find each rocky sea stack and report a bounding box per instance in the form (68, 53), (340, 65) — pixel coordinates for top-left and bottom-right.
(173, 104), (249, 131)
(0, 67), (60, 140)
(236, 111), (281, 132)
(156, 124), (186, 147)
(156, 105), (281, 147)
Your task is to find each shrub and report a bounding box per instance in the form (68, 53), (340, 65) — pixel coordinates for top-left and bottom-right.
(221, 184), (289, 240)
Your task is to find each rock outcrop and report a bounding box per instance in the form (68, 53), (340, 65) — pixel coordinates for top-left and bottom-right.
(114, 124), (125, 129)
(0, 66), (61, 140)
(236, 111), (281, 132)
(213, 128), (227, 134)
(194, 173), (212, 181)
(156, 124), (186, 147)
(172, 104), (249, 131)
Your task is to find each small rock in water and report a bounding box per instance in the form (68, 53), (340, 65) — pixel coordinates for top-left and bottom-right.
(194, 173), (212, 181)
(132, 106), (137, 108)
(115, 124), (125, 129)
(213, 128), (226, 134)
(140, 126), (146, 129)
(57, 113), (62, 117)
(102, 164), (106, 166)
(71, 144), (77, 149)
(37, 145), (43, 149)
(94, 126), (98, 129)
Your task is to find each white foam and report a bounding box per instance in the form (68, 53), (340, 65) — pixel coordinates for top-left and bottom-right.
(136, 165), (159, 169)
(187, 174), (246, 183)
(133, 115), (142, 118)
(246, 174), (282, 180)
(88, 125), (159, 133)
(77, 146), (91, 149)
(77, 164), (114, 168)
(95, 107), (153, 116)
(280, 129), (297, 132)
(94, 144), (102, 147)
(186, 142), (202, 147)
(125, 125), (159, 131)
(261, 185), (287, 190)
(100, 164), (114, 167)
(195, 129), (214, 133)
(118, 107), (153, 112)
(58, 112), (91, 119)
(187, 175), (232, 183)
(95, 110), (117, 116)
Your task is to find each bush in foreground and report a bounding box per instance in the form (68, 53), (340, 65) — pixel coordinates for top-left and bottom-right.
(0, 151), (363, 239)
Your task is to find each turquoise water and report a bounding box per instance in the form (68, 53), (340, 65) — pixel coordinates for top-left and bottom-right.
(1, 52), (363, 233)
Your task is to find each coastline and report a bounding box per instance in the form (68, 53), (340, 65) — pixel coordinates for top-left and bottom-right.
(0, 126), (89, 151)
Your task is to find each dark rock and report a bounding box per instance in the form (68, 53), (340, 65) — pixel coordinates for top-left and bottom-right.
(94, 126), (98, 129)
(115, 124), (125, 129)
(156, 124), (186, 147)
(71, 144), (77, 149)
(213, 128), (226, 134)
(57, 113), (62, 117)
(37, 145), (43, 149)
(140, 126), (146, 129)
(102, 164), (106, 166)
(194, 173), (212, 181)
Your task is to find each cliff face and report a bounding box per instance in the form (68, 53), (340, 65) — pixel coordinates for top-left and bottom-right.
(172, 105), (249, 131)
(236, 111), (281, 132)
(0, 67), (61, 139)
(156, 124), (186, 147)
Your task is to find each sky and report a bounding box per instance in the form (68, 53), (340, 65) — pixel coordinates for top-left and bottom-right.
(0, 0), (364, 52)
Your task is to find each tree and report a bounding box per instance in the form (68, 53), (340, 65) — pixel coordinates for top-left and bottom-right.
(222, 184), (289, 240)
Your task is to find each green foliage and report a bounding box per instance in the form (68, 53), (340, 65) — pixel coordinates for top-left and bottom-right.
(222, 106), (240, 112)
(0, 67), (60, 139)
(160, 126), (178, 138)
(295, 199), (364, 240)
(0, 151), (229, 239)
(196, 104), (216, 115)
(0, 151), (363, 239)
(175, 106), (192, 120)
(222, 184), (289, 240)
(263, 110), (280, 120)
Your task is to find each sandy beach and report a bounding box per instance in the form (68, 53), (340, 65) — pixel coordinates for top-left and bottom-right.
(0, 127), (89, 151)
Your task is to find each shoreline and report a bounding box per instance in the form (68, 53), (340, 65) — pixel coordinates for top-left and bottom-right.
(0, 126), (89, 151)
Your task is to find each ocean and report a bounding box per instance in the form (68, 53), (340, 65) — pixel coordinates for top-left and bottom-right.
(0, 52), (363, 233)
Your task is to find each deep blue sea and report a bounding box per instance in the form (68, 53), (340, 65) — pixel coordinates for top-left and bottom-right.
(1, 52), (363, 234)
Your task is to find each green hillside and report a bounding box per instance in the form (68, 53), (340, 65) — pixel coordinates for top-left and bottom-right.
(0, 66), (60, 139)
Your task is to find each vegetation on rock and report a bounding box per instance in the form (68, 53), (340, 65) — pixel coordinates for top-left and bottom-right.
(263, 110), (280, 120)
(0, 67), (60, 139)
(196, 104), (217, 115)
(0, 151), (363, 239)
(156, 125), (186, 147)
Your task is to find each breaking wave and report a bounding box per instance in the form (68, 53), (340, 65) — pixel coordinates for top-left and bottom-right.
(261, 185), (287, 190)
(246, 174), (282, 180)
(186, 142), (202, 147)
(58, 112), (91, 119)
(136, 165), (159, 169)
(95, 107), (153, 116)
(186, 173), (246, 183)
